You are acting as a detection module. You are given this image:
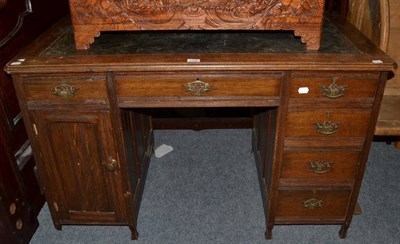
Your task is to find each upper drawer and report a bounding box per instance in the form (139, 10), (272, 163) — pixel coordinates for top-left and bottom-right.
(21, 75), (109, 104)
(289, 72), (379, 100)
(115, 73), (281, 99)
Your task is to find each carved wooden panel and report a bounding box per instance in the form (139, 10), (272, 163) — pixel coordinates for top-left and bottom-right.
(69, 0), (326, 50)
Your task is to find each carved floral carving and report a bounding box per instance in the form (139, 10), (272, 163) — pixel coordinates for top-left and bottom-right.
(68, 0), (326, 50)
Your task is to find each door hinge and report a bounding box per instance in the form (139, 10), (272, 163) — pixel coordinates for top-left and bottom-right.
(53, 202), (59, 212)
(32, 123), (38, 135)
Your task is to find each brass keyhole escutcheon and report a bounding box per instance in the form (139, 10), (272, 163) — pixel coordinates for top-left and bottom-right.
(184, 79), (211, 96)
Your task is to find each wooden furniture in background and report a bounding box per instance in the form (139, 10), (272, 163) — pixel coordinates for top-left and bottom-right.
(5, 15), (395, 241)
(68, 0), (327, 50)
(347, 0), (389, 51)
(0, 0), (69, 243)
(346, 0), (400, 148)
(375, 0), (400, 148)
(385, 0), (400, 95)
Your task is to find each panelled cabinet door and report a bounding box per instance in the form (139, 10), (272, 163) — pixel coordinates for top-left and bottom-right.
(31, 110), (127, 224)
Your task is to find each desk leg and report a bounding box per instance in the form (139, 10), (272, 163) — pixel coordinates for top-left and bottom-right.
(265, 225), (273, 239)
(339, 224), (349, 238)
(130, 226), (139, 240)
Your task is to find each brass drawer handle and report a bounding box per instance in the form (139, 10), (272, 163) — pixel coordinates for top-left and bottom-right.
(321, 80), (346, 99)
(103, 157), (118, 172)
(308, 160), (333, 174)
(314, 121), (339, 135)
(184, 79), (211, 96)
(303, 198), (324, 209)
(51, 84), (79, 98)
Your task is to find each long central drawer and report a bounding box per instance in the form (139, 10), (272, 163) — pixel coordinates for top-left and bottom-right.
(115, 73), (282, 107)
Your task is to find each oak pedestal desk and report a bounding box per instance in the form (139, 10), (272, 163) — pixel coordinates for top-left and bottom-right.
(5, 15), (396, 240)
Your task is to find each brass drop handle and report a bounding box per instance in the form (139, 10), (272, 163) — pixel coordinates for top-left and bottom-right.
(51, 84), (79, 98)
(320, 80), (346, 99)
(104, 157), (118, 172)
(303, 198), (324, 209)
(314, 121), (339, 135)
(308, 160), (333, 174)
(184, 79), (211, 96)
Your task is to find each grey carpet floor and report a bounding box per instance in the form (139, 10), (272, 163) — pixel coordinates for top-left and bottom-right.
(30, 129), (400, 244)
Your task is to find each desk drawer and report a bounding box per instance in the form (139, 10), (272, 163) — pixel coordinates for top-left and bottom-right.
(289, 72), (379, 99)
(275, 189), (351, 220)
(115, 73), (281, 98)
(21, 75), (108, 103)
(285, 109), (372, 138)
(282, 150), (360, 179)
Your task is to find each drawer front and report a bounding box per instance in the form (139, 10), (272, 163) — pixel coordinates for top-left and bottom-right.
(275, 189), (351, 219)
(282, 150), (360, 179)
(285, 109), (372, 138)
(21, 75), (108, 103)
(115, 73), (281, 98)
(289, 72), (379, 99)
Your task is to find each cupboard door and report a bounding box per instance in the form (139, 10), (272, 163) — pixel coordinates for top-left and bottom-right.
(31, 110), (127, 224)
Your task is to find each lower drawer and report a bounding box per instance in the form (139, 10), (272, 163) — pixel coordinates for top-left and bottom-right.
(281, 150), (360, 179)
(275, 189), (351, 221)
